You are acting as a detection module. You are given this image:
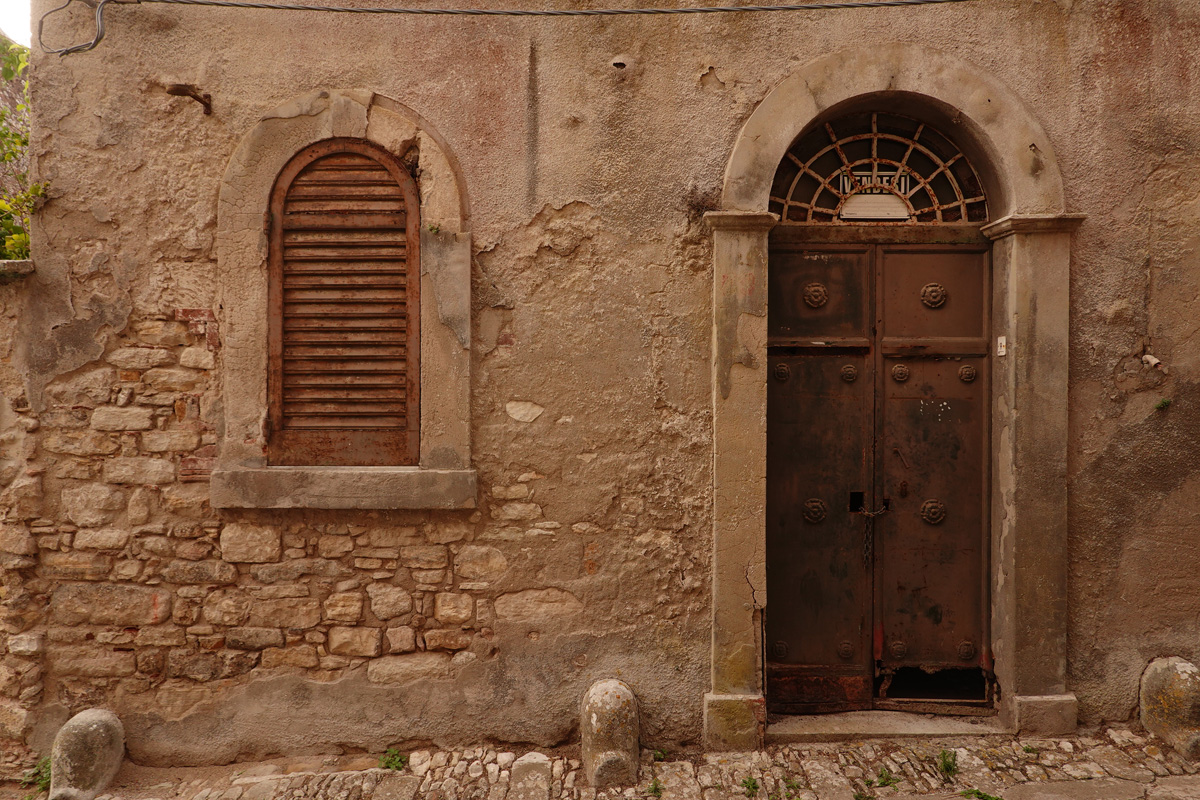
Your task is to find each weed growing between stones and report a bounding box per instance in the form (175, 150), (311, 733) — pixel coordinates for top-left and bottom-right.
(865, 766), (899, 788)
(740, 776), (759, 797)
(960, 790), (1004, 800)
(652, 749), (668, 762)
(646, 777), (663, 798)
(20, 757), (50, 800)
(937, 749), (960, 782)
(1022, 745), (1039, 754)
(782, 776), (805, 798)
(852, 791), (876, 800)
(379, 749), (408, 771)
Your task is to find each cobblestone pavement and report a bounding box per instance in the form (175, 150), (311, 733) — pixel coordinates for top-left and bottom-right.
(8, 729), (1200, 800)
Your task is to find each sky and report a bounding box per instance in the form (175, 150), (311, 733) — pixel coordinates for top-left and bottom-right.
(0, 0), (31, 47)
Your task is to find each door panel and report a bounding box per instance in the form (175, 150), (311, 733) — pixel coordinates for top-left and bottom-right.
(877, 356), (987, 673)
(768, 247), (870, 344)
(766, 353), (873, 712)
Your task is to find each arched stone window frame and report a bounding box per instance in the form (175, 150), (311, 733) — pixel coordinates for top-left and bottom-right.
(705, 45), (1083, 748)
(211, 90), (475, 509)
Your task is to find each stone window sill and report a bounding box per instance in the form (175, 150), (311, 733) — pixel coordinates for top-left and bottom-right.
(0, 259), (34, 283)
(210, 467), (477, 510)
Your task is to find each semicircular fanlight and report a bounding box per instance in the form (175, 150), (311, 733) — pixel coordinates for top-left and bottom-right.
(770, 111), (988, 224)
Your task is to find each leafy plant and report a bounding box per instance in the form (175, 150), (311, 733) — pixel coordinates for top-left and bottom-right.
(852, 792), (876, 800)
(652, 749), (668, 762)
(0, 42), (45, 260)
(1021, 745), (1038, 754)
(875, 767), (900, 788)
(782, 777), (805, 795)
(1156, 397), (1172, 410)
(20, 756), (51, 799)
(646, 777), (663, 798)
(936, 749), (959, 781)
(960, 790), (1003, 800)
(740, 776), (760, 797)
(378, 748), (407, 771)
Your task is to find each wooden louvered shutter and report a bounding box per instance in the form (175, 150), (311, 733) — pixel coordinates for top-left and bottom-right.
(267, 138), (420, 466)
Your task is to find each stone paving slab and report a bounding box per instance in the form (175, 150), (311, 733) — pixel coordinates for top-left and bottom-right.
(8, 728), (1200, 800)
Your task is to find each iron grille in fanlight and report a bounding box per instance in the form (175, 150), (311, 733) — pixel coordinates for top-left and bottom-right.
(770, 112), (988, 224)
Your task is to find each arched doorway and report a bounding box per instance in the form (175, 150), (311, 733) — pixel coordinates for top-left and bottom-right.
(703, 45), (1083, 749)
(765, 111), (993, 714)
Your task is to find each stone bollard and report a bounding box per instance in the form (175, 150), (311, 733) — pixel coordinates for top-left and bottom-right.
(581, 679), (639, 788)
(49, 708), (125, 800)
(1141, 656), (1200, 758)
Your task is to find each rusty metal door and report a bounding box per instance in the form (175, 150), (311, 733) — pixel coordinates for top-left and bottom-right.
(766, 239), (991, 714)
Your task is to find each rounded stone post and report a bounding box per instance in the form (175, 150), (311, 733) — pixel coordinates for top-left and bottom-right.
(581, 679), (639, 788)
(49, 708), (125, 800)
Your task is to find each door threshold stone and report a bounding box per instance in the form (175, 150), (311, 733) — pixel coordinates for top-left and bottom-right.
(766, 710), (1010, 742)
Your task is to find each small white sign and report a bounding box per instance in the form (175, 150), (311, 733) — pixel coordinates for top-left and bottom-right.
(997, 336), (1007, 356)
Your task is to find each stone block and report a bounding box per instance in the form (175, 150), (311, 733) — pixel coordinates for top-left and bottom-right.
(90, 406), (155, 431)
(179, 347), (216, 369)
(455, 545), (508, 581)
(385, 626), (416, 653)
(493, 502), (542, 522)
(50, 708), (125, 800)
(0, 697), (29, 738)
(134, 627), (186, 647)
(324, 592), (364, 622)
(141, 430), (202, 452)
(261, 645), (320, 669)
(161, 559), (238, 584)
(318, 535), (354, 558)
(61, 484), (125, 527)
(703, 692), (764, 751)
(367, 584), (413, 619)
(581, 679), (640, 789)
(492, 485), (528, 500)
(47, 646), (137, 677)
(73, 528), (130, 551)
(248, 598), (322, 629)
(366, 652), (453, 684)
(327, 627), (381, 657)
(203, 589), (251, 626)
(107, 347), (174, 370)
(423, 629), (471, 651)
(136, 319), (190, 346)
(1005, 778), (1145, 799)
(1014, 693), (1078, 736)
(252, 558), (350, 583)
(399, 545), (448, 569)
(143, 366), (204, 391)
(160, 483), (209, 517)
(220, 523), (281, 563)
(50, 584), (172, 625)
(367, 526), (420, 547)
(427, 521), (471, 543)
(41, 552), (114, 581)
(1142, 657), (1200, 757)
(495, 589), (583, 621)
(41, 430), (119, 456)
(434, 592), (474, 624)
(102, 457), (175, 485)
(167, 651), (221, 682)
(1148, 776), (1200, 799)
(510, 753), (552, 800)
(0, 523), (37, 555)
(226, 627), (285, 651)
(374, 774), (421, 800)
(8, 632), (44, 656)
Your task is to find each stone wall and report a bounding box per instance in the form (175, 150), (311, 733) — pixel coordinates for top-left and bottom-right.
(3, 0), (1200, 767)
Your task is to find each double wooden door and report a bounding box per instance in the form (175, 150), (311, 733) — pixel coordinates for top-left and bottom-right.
(765, 236), (992, 714)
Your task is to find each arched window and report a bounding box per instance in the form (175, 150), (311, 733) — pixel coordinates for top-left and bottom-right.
(769, 111), (988, 224)
(267, 138), (420, 466)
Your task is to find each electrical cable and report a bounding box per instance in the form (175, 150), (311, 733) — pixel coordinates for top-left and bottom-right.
(40, 0), (976, 55)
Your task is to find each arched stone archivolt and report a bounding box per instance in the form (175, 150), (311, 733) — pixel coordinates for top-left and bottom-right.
(212, 90), (476, 510)
(705, 45), (1082, 748)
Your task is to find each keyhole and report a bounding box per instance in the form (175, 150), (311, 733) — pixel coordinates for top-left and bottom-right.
(899, 481), (908, 498)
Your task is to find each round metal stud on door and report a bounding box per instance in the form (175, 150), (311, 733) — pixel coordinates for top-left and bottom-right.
(957, 640), (977, 661)
(802, 498), (827, 524)
(958, 364), (978, 383)
(889, 641), (908, 659)
(840, 365), (858, 383)
(920, 282), (949, 308)
(920, 499), (947, 525)
(837, 641), (854, 660)
(771, 640), (789, 659)
(802, 282), (829, 308)
(773, 363), (791, 382)
(891, 364), (910, 383)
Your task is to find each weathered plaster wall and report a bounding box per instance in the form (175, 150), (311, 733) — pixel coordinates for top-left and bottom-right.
(1, 0), (1199, 766)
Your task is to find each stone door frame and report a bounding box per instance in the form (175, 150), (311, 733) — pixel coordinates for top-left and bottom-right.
(704, 44), (1084, 749)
